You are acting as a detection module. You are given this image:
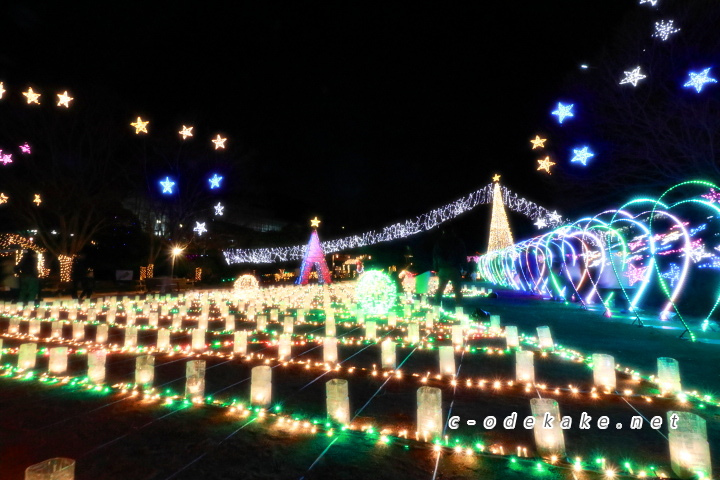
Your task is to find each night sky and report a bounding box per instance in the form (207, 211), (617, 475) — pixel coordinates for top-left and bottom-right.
(1, 1), (636, 240)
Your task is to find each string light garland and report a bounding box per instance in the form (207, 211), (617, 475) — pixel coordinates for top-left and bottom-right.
(224, 184), (565, 264)
(179, 125), (194, 140)
(56, 91), (73, 107)
(131, 117), (149, 134)
(23, 87), (41, 104)
(683, 68), (717, 93)
(652, 20), (679, 41)
(619, 66), (647, 87)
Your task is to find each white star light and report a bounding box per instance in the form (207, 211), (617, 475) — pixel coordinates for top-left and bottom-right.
(214, 202), (224, 216)
(684, 68), (717, 93)
(639, 0), (658, 6)
(208, 174), (223, 189)
(534, 218), (548, 229)
(552, 103), (574, 124)
(194, 222), (207, 236)
(571, 146), (594, 166)
(548, 211), (562, 224)
(619, 66), (647, 87)
(160, 177), (176, 194)
(652, 20), (679, 41)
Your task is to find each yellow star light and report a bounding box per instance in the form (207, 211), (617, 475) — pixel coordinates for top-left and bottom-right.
(57, 91), (73, 108)
(0, 82), (5, 99)
(23, 87), (41, 104)
(212, 134), (227, 149)
(530, 135), (547, 150)
(33, 194), (42, 206)
(492, 174), (501, 182)
(310, 217), (321, 228)
(0, 193), (8, 204)
(131, 117), (149, 134)
(537, 156), (556, 174)
(179, 125), (194, 140)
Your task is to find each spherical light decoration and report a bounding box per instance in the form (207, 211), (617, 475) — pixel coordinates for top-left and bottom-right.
(233, 274), (260, 299)
(355, 270), (398, 315)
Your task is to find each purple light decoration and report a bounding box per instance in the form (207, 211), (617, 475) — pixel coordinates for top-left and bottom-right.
(19, 143), (31, 154)
(0, 151), (12, 166)
(701, 188), (720, 203)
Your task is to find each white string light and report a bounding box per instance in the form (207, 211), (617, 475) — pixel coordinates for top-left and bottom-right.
(224, 184), (565, 264)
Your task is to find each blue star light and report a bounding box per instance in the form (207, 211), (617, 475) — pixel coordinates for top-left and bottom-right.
(209, 173), (223, 189)
(684, 68), (717, 93)
(552, 103), (574, 124)
(160, 177), (176, 194)
(571, 146), (594, 166)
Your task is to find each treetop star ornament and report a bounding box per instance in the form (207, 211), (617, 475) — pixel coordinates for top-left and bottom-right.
(492, 174), (501, 182)
(23, 87), (41, 104)
(19, 143), (31, 154)
(684, 68), (717, 93)
(131, 117), (149, 134)
(530, 135), (547, 149)
(57, 91), (73, 107)
(619, 66), (647, 87)
(212, 134), (227, 149)
(310, 217), (321, 228)
(0, 193), (7, 204)
(160, 177), (175, 194)
(179, 125), (194, 139)
(552, 102), (574, 123)
(214, 202), (224, 216)
(208, 174), (223, 189)
(537, 156), (556, 174)
(653, 20), (679, 41)
(571, 146), (594, 166)
(194, 222), (207, 236)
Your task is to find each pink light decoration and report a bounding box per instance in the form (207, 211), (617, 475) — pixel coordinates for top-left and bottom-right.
(296, 230), (332, 285)
(19, 143), (31, 154)
(623, 263), (648, 286)
(0, 151), (12, 166)
(701, 188), (720, 203)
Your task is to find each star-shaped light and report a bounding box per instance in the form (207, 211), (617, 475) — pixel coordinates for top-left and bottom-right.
(492, 174), (501, 182)
(701, 188), (720, 203)
(0, 82), (5, 99)
(212, 134), (227, 149)
(547, 211), (562, 224)
(214, 202), (224, 216)
(639, 0), (658, 6)
(179, 125), (194, 140)
(537, 156), (556, 174)
(624, 264), (648, 286)
(310, 217), (321, 228)
(0, 151), (12, 166)
(208, 173), (223, 189)
(530, 135), (547, 150)
(19, 143), (31, 154)
(571, 146), (594, 166)
(652, 20), (679, 41)
(131, 117), (149, 134)
(57, 91), (73, 107)
(160, 177), (175, 194)
(0, 193), (8, 204)
(534, 217), (547, 229)
(33, 194), (42, 206)
(661, 263), (680, 287)
(619, 66), (647, 87)
(194, 222), (207, 236)
(552, 103), (574, 124)
(684, 68), (717, 93)
(23, 87), (41, 104)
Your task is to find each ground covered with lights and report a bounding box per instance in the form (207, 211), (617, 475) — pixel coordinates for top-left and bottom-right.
(0, 283), (718, 479)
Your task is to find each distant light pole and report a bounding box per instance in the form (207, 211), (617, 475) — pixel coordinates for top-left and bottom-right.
(171, 246), (184, 279)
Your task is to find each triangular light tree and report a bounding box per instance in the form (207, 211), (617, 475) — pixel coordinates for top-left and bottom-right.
(296, 217), (332, 285)
(486, 174), (515, 253)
